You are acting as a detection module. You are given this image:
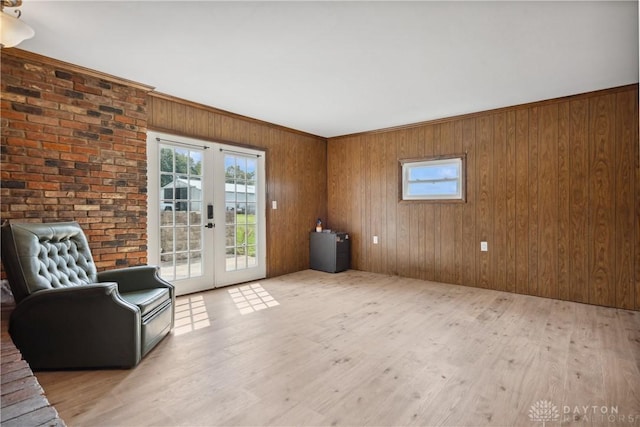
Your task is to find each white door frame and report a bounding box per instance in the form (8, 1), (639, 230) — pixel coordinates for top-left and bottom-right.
(147, 131), (266, 295)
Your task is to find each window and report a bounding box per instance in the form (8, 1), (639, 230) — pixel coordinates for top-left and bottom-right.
(400, 155), (465, 201)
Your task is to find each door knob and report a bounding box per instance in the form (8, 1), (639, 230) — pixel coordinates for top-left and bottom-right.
(205, 223), (214, 229)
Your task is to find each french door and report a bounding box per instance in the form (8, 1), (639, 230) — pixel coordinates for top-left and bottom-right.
(147, 132), (266, 295)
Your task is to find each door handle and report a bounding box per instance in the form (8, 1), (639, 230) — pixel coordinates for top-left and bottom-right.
(205, 223), (214, 229)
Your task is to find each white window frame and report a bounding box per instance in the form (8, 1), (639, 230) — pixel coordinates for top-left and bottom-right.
(400, 155), (466, 202)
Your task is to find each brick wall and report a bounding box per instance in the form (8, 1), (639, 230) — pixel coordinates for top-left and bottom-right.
(1, 50), (154, 269)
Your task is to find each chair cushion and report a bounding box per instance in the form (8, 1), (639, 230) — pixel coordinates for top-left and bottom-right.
(120, 288), (171, 318)
(1, 222), (97, 303)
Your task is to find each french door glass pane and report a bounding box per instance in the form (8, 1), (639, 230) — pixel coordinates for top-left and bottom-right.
(159, 144), (204, 281)
(223, 153), (258, 272)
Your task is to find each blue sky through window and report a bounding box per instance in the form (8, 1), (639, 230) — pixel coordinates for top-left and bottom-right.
(403, 157), (463, 200)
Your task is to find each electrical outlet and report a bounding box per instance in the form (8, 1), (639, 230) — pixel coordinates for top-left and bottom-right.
(373, 236), (379, 244)
(480, 241), (488, 252)
(272, 201), (277, 210)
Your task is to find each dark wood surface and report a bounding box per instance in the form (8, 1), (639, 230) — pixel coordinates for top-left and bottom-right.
(1, 304), (65, 427)
(147, 93), (328, 279)
(327, 84), (640, 310)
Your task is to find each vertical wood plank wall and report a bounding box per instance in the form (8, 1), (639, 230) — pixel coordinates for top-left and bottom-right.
(146, 93), (327, 278)
(327, 85), (640, 310)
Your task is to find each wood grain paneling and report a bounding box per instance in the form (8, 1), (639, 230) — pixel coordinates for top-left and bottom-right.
(396, 130), (412, 278)
(528, 107), (539, 296)
(493, 113), (507, 292)
(453, 121), (464, 286)
(327, 85), (639, 310)
(368, 134), (384, 273)
(476, 116), (493, 289)
(461, 118), (477, 288)
(614, 90), (636, 309)
(433, 125), (442, 283)
(568, 99), (590, 304)
(635, 95), (640, 311)
(385, 131), (398, 276)
(514, 109), (529, 296)
(354, 136), (366, 271)
(439, 122), (456, 285)
(408, 127), (426, 280)
(588, 94), (616, 307)
(421, 127), (435, 281)
(557, 103), (570, 301)
(147, 93), (327, 278)
(505, 111), (517, 293)
(537, 104), (558, 299)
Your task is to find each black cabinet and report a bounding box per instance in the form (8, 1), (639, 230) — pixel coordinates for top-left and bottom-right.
(309, 231), (350, 273)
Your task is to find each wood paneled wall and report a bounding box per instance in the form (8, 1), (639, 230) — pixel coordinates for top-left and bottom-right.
(327, 85), (640, 310)
(147, 93), (327, 278)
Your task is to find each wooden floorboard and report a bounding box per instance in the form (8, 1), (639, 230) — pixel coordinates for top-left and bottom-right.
(34, 270), (640, 426)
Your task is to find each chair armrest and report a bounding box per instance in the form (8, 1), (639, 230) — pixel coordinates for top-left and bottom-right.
(13, 281), (126, 305)
(97, 265), (174, 294)
(9, 283), (142, 369)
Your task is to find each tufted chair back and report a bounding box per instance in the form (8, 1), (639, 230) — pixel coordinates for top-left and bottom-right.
(1, 221), (98, 304)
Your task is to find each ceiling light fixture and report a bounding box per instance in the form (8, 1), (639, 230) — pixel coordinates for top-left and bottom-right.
(1, 0), (34, 48)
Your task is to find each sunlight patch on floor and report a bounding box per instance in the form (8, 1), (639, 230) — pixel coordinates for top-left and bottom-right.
(174, 295), (211, 336)
(228, 283), (279, 315)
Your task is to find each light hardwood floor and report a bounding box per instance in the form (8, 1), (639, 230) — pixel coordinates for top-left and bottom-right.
(35, 270), (640, 426)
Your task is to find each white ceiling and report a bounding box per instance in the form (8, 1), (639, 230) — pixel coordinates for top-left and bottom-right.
(15, 1), (640, 138)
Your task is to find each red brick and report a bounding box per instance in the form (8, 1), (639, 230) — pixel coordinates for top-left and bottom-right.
(96, 252), (124, 261)
(73, 82), (102, 96)
(44, 125), (70, 136)
(28, 115), (59, 126)
(74, 204), (100, 211)
(112, 143), (137, 153)
(26, 197), (58, 205)
(113, 128), (137, 139)
(60, 152), (88, 162)
(42, 142), (71, 152)
(27, 182), (60, 191)
(72, 114), (102, 125)
(47, 174), (74, 183)
(59, 104), (86, 114)
(16, 154), (44, 165)
(102, 164), (127, 173)
(44, 191), (74, 198)
(59, 119), (89, 131)
(114, 115), (136, 125)
(1, 163), (22, 172)
(42, 108), (73, 120)
(88, 209), (113, 217)
(24, 81), (54, 93)
(27, 98), (59, 109)
(10, 204), (31, 211)
(73, 145), (100, 155)
(1, 110), (27, 121)
(12, 121), (43, 132)
(6, 138), (41, 148)
(74, 176), (101, 185)
(1, 51), (149, 274)
(11, 172), (43, 181)
(58, 136), (87, 145)
(26, 132), (58, 143)
(2, 92), (26, 103)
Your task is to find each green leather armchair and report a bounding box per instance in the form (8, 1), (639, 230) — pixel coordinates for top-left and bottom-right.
(1, 221), (175, 370)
